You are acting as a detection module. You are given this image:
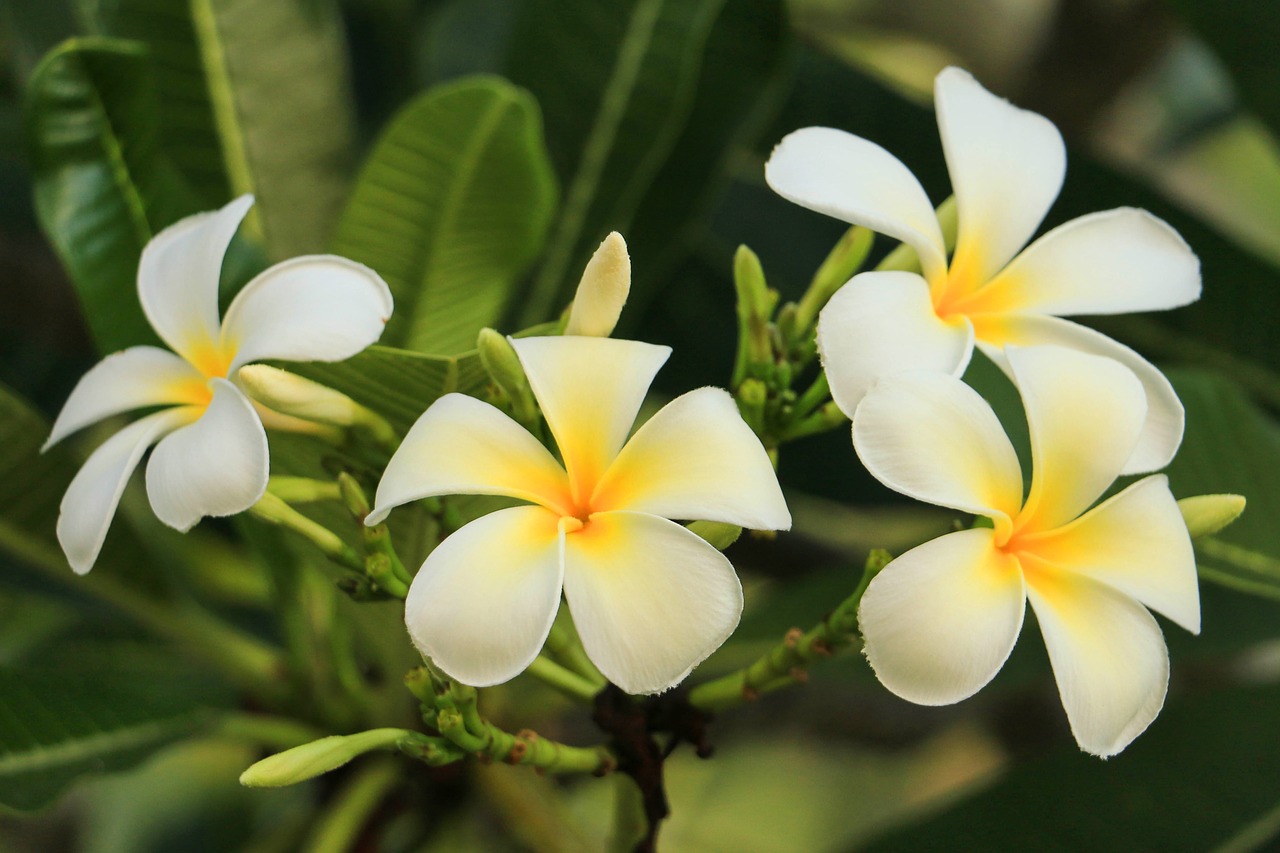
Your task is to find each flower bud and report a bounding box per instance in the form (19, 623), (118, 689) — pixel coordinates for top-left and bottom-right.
(238, 365), (363, 426)
(1178, 494), (1246, 539)
(565, 232), (630, 337)
(239, 728), (414, 787)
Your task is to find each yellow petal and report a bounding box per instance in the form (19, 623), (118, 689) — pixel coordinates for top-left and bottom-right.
(1005, 345), (1146, 534)
(368, 393), (572, 524)
(859, 528), (1025, 705)
(1023, 557), (1170, 758)
(562, 511), (743, 694)
(592, 387), (790, 530)
(404, 506), (564, 687)
(564, 232), (630, 337)
(1016, 475), (1199, 634)
(510, 336), (669, 505)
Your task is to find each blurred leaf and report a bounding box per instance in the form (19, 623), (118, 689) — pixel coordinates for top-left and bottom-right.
(1168, 0), (1280, 138)
(1165, 370), (1280, 600)
(506, 0), (753, 323)
(864, 681), (1280, 852)
(90, 0), (358, 257)
(25, 38), (200, 353)
(0, 664), (228, 812)
(332, 76), (557, 355)
(285, 344), (488, 436)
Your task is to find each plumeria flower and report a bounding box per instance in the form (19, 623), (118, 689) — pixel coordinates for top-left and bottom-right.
(766, 66), (1200, 474)
(368, 236), (789, 694)
(45, 196), (393, 574)
(852, 344), (1199, 757)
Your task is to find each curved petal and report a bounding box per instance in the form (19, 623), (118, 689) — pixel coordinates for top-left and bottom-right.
(1024, 558), (1170, 757)
(510, 337), (670, 506)
(591, 387), (790, 530)
(367, 393), (573, 525)
(562, 511), (743, 694)
(1018, 475), (1199, 633)
(223, 256), (393, 371)
(139, 195), (254, 362)
(817, 271), (975, 417)
(45, 347), (206, 450)
(974, 314), (1180, 474)
(57, 408), (193, 575)
(404, 506), (564, 687)
(935, 67), (1065, 283)
(765, 127), (948, 283)
(859, 528), (1026, 705)
(973, 208), (1201, 317)
(852, 370), (1024, 529)
(145, 379), (268, 531)
(1005, 345), (1146, 534)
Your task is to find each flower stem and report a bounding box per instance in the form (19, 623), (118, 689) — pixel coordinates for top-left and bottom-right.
(249, 493), (363, 571)
(544, 617), (608, 689)
(526, 655), (601, 703)
(687, 549), (892, 712)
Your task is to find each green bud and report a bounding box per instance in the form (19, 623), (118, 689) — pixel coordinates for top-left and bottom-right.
(238, 365), (397, 450)
(736, 378), (769, 435)
(732, 246), (777, 387)
(477, 328), (539, 427)
(687, 521), (742, 551)
(337, 472), (371, 518)
(1178, 494), (1246, 539)
(877, 196), (958, 272)
(795, 226), (874, 332)
(239, 728), (414, 787)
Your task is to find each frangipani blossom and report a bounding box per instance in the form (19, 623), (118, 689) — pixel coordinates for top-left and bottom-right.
(853, 345), (1198, 757)
(367, 336), (791, 695)
(46, 195), (393, 574)
(766, 66), (1200, 474)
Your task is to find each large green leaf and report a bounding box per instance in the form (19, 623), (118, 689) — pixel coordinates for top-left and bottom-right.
(1164, 369), (1280, 600)
(504, 0), (732, 323)
(0, 664), (228, 812)
(864, 681), (1280, 852)
(89, 0), (358, 257)
(331, 76), (557, 355)
(25, 38), (200, 353)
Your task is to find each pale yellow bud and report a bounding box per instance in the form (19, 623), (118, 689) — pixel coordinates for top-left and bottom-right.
(1178, 494), (1246, 539)
(565, 231), (630, 337)
(238, 365), (363, 425)
(239, 729), (412, 787)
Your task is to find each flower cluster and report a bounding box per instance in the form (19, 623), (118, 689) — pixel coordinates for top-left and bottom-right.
(766, 67), (1201, 755)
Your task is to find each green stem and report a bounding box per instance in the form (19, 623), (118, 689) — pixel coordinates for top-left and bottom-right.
(526, 655), (601, 703)
(267, 476), (342, 504)
(789, 372), (832, 422)
(250, 493), (362, 571)
(794, 226), (874, 332)
(544, 618), (607, 688)
(688, 549), (892, 712)
(302, 758), (401, 853)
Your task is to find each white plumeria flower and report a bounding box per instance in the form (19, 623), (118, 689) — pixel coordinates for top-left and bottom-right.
(853, 344), (1199, 757)
(45, 195), (393, 575)
(367, 335), (791, 695)
(766, 66), (1201, 474)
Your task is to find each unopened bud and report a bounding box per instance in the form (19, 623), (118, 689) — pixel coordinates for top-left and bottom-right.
(1178, 494), (1246, 539)
(239, 728), (413, 787)
(239, 365), (396, 450)
(477, 328), (538, 426)
(565, 232), (630, 337)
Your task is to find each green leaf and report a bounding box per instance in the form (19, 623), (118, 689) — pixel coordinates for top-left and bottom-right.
(505, 0), (744, 323)
(1165, 370), (1280, 600)
(863, 681), (1280, 852)
(25, 38), (201, 353)
(285, 345), (489, 436)
(0, 665), (228, 811)
(90, 0), (358, 257)
(331, 76), (557, 355)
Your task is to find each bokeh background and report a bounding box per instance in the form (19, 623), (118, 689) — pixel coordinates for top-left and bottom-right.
(2, 0), (1280, 850)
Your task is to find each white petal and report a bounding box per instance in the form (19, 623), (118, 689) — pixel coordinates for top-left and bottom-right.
(859, 528), (1026, 705)
(564, 232), (630, 337)
(145, 379), (268, 531)
(562, 511), (743, 694)
(367, 393), (572, 525)
(57, 408), (192, 575)
(935, 67), (1065, 283)
(1018, 475), (1199, 633)
(45, 347), (206, 450)
(765, 127), (948, 283)
(975, 208), (1201, 316)
(223, 256), (393, 371)
(510, 336), (670, 505)
(1024, 559), (1170, 758)
(591, 387), (790, 530)
(852, 370), (1024, 528)
(1005, 345), (1146, 534)
(817, 271), (975, 417)
(974, 315), (1183, 475)
(404, 506), (564, 687)
(139, 195), (254, 362)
